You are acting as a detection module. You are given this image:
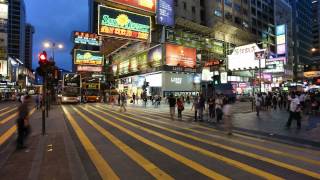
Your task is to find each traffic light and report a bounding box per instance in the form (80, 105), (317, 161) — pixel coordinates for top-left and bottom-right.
(38, 51), (48, 65)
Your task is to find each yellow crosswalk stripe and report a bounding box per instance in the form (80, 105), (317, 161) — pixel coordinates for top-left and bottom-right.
(0, 107), (17, 118)
(0, 108), (35, 145)
(79, 106), (230, 180)
(119, 107), (320, 167)
(62, 106), (119, 180)
(0, 113), (18, 124)
(88, 105), (283, 180)
(101, 105), (320, 179)
(71, 106), (174, 180)
(126, 106), (320, 156)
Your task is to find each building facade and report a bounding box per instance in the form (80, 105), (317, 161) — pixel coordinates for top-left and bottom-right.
(24, 23), (34, 70)
(7, 0), (26, 63)
(289, 0), (313, 78)
(312, 0), (320, 61)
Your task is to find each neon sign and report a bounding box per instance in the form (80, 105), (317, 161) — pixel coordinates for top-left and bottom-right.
(73, 31), (102, 46)
(108, 0), (156, 13)
(74, 49), (104, 66)
(98, 5), (151, 41)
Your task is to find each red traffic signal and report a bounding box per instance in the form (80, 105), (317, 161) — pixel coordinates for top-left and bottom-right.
(38, 51), (47, 64)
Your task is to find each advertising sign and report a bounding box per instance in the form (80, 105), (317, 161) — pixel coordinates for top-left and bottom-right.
(74, 49), (104, 66)
(73, 31), (102, 46)
(98, 5), (151, 41)
(157, 0), (174, 27)
(0, 4), (8, 19)
(77, 65), (102, 72)
(166, 44), (196, 68)
(304, 71), (320, 78)
(227, 43), (266, 70)
(220, 72), (228, 84)
(0, 60), (7, 76)
(147, 45), (162, 67)
(108, 0), (156, 13)
(276, 24), (286, 55)
(201, 67), (213, 81)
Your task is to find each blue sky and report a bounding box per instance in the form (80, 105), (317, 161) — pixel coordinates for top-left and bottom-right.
(25, 0), (89, 71)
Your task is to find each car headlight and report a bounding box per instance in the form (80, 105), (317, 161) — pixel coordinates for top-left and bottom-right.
(96, 97), (99, 100)
(63, 97), (67, 101)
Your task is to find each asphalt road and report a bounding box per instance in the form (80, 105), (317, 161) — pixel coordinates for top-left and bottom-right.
(62, 103), (320, 180)
(0, 101), (319, 180)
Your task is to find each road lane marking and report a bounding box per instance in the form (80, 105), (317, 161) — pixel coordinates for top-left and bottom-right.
(97, 105), (320, 179)
(88, 105), (283, 180)
(0, 107), (10, 112)
(102, 105), (320, 179)
(0, 113), (18, 124)
(0, 108), (35, 145)
(0, 107), (17, 118)
(117, 107), (320, 167)
(124, 105), (320, 156)
(79, 106), (230, 180)
(62, 106), (119, 180)
(71, 106), (174, 180)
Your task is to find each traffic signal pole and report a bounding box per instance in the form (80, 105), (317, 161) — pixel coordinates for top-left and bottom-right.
(42, 73), (46, 135)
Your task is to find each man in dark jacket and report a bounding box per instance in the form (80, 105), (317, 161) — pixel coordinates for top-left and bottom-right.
(17, 95), (31, 149)
(168, 94), (176, 120)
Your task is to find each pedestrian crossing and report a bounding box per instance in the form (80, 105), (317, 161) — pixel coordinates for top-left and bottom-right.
(62, 104), (320, 180)
(0, 106), (35, 146)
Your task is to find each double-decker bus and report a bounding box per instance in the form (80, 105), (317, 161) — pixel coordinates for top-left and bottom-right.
(61, 73), (81, 103)
(82, 77), (101, 102)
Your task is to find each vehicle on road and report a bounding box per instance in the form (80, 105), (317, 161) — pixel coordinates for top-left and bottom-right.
(61, 73), (81, 103)
(82, 77), (101, 102)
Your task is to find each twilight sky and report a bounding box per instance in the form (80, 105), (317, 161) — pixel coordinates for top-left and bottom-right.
(25, 0), (89, 71)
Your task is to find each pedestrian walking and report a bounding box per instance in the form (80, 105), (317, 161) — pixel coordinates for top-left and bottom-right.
(119, 93), (127, 112)
(132, 93), (136, 104)
(272, 94), (277, 110)
(215, 95), (223, 123)
(208, 97), (215, 122)
(168, 94), (176, 120)
(255, 93), (262, 116)
(223, 98), (233, 135)
(177, 98), (184, 120)
(198, 95), (205, 122)
(192, 96), (199, 121)
(286, 93), (301, 129)
(16, 95), (31, 149)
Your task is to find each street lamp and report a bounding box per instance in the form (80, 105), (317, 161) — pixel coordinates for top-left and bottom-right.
(43, 41), (64, 61)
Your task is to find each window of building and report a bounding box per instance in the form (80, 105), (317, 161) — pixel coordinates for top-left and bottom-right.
(225, 12), (233, 20)
(243, 0), (248, 4)
(214, 9), (222, 17)
(234, 3), (241, 12)
(183, 2), (187, 10)
(225, 0), (232, 7)
(192, 6), (196, 14)
(251, 0), (256, 5)
(257, 0), (261, 8)
(235, 17), (242, 25)
(174, 0), (178, 6)
(251, 7), (256, 15)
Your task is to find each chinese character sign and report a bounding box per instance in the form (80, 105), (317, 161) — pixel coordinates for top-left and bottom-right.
(98, 6), (151, 41)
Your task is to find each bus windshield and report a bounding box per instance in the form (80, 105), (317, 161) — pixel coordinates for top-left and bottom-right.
(62, 87), (80, 97)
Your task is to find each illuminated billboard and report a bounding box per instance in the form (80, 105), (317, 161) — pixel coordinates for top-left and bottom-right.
(276, 24), (286, 55)
(166, 44), (196, 68)
(98, 5), (151, 41)
(157, 0), (174, 27)
(73, 31), (102, 46)
(227, 43), (266, 70)
(77, 65), (102, 72)
(74, 49), (104, 66)
(109, 0), (156, 13)
(0, 4), (8, 19)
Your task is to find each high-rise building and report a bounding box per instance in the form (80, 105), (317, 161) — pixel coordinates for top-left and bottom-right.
(0, 0), (8, 62)
(24, 23), (34, 70)
(312, 0), (320, 60)
(7, 0), (26, 63)
(289, 0), (313, 77)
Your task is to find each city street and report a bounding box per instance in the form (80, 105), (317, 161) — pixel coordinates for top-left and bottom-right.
(0, 102), (319, 179)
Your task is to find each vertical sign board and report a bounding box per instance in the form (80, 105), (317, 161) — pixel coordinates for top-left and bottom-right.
(156, 0), (174, 27)
(98, 5), (151, 42)
(276, 25), (286, 55)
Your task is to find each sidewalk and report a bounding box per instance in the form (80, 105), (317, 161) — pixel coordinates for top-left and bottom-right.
(0, 105), (87, 180)
(231, 109), (320, 148)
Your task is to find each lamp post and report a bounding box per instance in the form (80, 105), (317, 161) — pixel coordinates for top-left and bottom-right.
(43, 41), (64, 61)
